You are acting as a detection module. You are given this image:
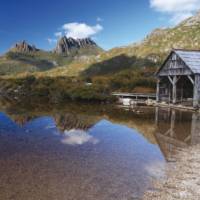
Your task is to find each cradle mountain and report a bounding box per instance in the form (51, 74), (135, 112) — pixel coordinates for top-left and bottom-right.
(1, 11), (200, 77)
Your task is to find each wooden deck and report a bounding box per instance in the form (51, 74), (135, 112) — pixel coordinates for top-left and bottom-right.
(112, 92), (156, 106)
(112, 92), (156, 99)
(155, 102), (197, 111)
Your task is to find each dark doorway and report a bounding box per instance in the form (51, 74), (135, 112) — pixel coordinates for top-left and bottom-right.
(176, 76), (193, 105)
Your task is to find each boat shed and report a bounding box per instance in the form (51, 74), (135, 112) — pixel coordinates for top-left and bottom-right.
(156, 49), (200, 108)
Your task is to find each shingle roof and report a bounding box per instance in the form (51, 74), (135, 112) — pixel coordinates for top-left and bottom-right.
(174, 50), (200, 74)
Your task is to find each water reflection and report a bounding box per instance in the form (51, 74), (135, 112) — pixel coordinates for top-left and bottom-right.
(54, 113), (98, 131)
(0, 101), (200, 200)
(62, 129), (99, 145)
(0, 106), (165, 200)
(155, 107), (200, 161)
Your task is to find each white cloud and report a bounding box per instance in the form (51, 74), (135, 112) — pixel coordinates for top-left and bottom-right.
(62, 22), (103, 39)
(47, 38), (57, 45)
(150, 0), (200, 13)
(150, 0), (200, 24)
(47, 21), (103, 45)
(54, 32), (62, 38)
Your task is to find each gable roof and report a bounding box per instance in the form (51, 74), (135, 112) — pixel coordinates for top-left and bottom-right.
(175, 50), (200, 74)
(156, 49), (200, 76)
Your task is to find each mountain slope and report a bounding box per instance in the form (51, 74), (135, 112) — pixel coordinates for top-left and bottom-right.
(39, 11), (200, 78)
(0, 50), (69, 76)
(0, 38), (102, 76)
(1, 12), (200, 78)
(80, 11), (200, 77)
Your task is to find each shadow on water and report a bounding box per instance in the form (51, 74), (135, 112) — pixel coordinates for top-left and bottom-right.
(0, 99), (200, 200)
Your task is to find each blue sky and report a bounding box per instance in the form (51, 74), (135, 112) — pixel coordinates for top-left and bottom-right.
(0, 0), (199, 53)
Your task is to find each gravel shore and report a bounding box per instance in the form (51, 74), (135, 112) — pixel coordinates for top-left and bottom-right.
(143, 145), (200, 200)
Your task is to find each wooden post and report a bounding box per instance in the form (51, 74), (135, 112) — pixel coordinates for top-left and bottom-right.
(168, 85), (171, 103)
(168, 109), (176, 160)
(170, 110), (175, 137)
(156, 79), (160, 102)
(191, 113), (200, 145)
(181, 80), (183, 103)
(193, 75), (200, 108)
(172, 76), (177, 104)
(155, 107), (159, 125)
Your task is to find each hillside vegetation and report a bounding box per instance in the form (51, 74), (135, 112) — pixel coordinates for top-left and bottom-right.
(0, 38), (102, 76)
(81, 12), (200, 78)
(22, 11), (200, 80)
(1, 12), (200, 100)
(0, 51), (74, 75)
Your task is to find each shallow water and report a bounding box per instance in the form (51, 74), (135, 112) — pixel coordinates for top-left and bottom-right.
(0, 101), (199, 200)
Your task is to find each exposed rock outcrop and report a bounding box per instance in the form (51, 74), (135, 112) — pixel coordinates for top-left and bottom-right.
(54, 36), (98, 54)
(11, 40), (38, 53)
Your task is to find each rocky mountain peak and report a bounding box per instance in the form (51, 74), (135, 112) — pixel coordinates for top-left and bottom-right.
(11, 40), (38, 53)
(180, 10), (200, 26)
(54, 36), (97, 54)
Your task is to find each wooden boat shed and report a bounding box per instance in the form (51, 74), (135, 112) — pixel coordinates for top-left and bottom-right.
(156, 49), (200, 108)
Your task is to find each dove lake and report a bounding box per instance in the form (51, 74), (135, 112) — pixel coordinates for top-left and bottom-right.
(0, 100), (199, 200)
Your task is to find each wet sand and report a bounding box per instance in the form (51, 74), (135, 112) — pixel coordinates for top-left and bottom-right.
(144, 144), (200, 200)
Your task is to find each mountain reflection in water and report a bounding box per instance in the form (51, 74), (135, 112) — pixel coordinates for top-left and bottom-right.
(0, 101), (200, 200)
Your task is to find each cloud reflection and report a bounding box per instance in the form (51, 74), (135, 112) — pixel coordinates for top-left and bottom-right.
(145, 160), (166, 179)
(61, 129), (99, 145)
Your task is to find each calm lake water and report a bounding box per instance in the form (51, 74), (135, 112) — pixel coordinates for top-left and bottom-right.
(0, 99), (199, 200)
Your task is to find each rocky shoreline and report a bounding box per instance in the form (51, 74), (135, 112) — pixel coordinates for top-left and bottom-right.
(143, 145), (200, 200)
